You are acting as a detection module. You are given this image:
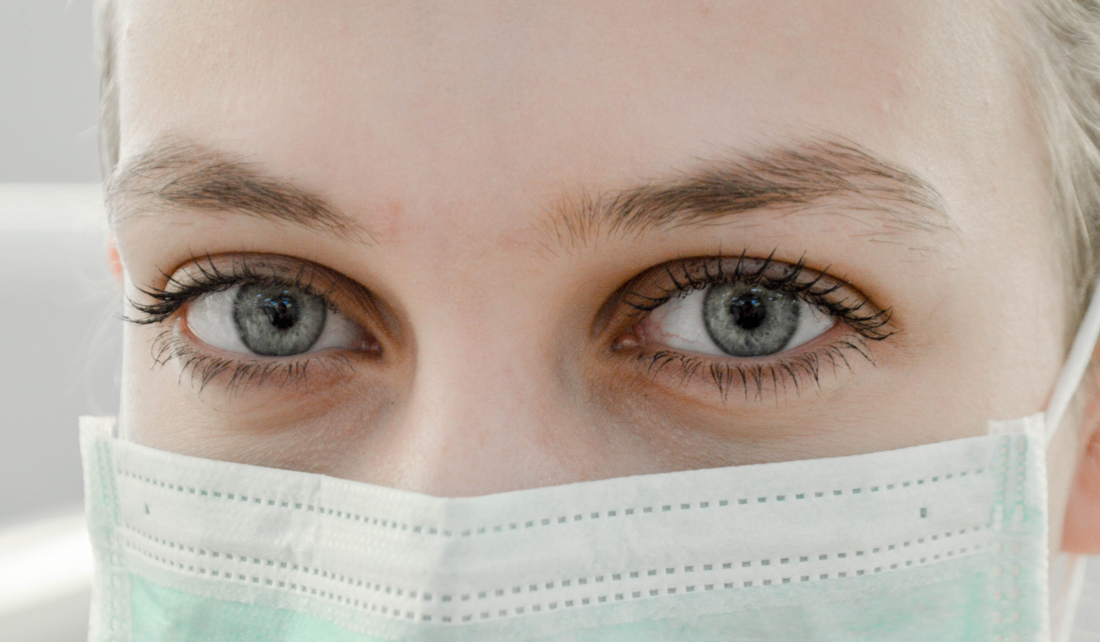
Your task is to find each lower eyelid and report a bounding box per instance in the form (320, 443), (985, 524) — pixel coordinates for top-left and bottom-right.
(625, 332), (877, 401)
(150, 327), (357, 392)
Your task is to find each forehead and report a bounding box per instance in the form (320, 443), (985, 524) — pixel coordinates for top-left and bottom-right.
(114, 0), (1038, 249)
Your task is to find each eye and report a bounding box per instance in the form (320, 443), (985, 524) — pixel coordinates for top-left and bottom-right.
(607, 254), (893, 399)
(641, 281), (837, 358)
(185, 284), (362, 356)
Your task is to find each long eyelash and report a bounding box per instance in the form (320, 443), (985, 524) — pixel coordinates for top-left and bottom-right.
(125, 254), (335, 326)
(622, 251), (895, 341)
(638, 336), (875, 402)
(149, 329), (354, 393)
(129, 255), (354, 392)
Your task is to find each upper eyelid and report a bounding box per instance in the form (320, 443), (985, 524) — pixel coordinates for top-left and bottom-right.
(127, 255), (353, 326)
(623, 254), (842, 310)
(133, 253), (415, 349)
(618, 254), (895, 341)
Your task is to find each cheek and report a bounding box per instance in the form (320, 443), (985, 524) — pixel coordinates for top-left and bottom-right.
(119, 322), (400, 473)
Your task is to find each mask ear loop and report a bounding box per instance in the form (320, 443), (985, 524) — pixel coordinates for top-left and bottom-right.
(1045, 280), (1100, 442)
(1051, 555), (1087, 642)
(1044, 281), (1100, 642)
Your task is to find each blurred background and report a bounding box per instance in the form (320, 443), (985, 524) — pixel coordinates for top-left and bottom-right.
(0, 2), (1096, 641)
(1, 2), (116, 640)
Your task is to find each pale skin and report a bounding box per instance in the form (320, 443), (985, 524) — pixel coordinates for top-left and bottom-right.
(108, 0), (1100, 556)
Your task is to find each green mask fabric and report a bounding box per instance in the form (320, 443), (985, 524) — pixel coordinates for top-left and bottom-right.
(81, 288), (1100, 641)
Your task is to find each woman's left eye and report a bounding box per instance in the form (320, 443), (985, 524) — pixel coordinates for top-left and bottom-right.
(639, 282), (836, 358)
(185, 284), (362, 357)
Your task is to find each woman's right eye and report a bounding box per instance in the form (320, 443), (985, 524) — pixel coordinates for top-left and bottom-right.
(185, 284), (364, 357)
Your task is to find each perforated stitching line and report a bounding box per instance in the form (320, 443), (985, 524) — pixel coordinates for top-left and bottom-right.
(122, 519), (991, 612)
(120, 538), (428, 621)
(117, 464), (986, 540)
(122, 532), (992, 625)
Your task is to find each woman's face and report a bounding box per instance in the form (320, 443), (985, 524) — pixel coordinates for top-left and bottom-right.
(111, 0), (1088, 542)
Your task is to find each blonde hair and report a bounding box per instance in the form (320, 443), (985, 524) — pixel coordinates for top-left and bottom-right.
(92, 0), (1100, 328)
(94, 0), (119, 178)
(1022, 0), (1100, 328)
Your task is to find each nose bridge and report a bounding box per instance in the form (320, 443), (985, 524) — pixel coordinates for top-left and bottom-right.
(388, 283), (573, 497)
(416, 324), (543, 433)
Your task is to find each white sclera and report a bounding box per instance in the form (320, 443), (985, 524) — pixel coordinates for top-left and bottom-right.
(185, 285), (361, 356)
(644, 288), (835, 357)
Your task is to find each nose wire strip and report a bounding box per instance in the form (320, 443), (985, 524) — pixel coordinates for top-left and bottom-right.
(1045, 280), (1100, 443)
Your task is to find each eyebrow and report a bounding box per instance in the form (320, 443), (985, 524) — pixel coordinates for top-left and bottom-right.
(543, 137), (954, 252)
(106, 138), (371, 242)
(109, 136), (951, 254)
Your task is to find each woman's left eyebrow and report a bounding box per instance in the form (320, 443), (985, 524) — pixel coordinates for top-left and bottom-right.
(542, 137), (957, 254)
(105, 136), (373, 244)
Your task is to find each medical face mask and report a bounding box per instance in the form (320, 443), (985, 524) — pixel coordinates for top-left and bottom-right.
(81, 291), (1100, 642)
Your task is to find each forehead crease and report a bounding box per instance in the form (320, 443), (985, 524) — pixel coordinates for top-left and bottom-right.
(542, 138), (956, 251)
(106, 137), (371, 243)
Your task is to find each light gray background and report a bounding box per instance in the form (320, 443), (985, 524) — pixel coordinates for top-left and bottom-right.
(0, 226), (119, 525)
(1, 1), (100, 183)
(1, 0), (109, 529)
(0, 5), (106, 640)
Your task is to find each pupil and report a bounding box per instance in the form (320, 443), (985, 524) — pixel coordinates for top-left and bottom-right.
(233, 284), (327, 357)
(701, 282), (800, 357)
(262, 294), (300, 330)
(729, 295), (767, 331)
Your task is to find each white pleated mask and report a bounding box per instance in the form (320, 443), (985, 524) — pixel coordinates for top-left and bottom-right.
(81, 287), (1100, 642)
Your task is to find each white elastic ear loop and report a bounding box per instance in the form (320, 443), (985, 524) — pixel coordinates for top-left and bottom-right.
(1051, 554), (1088, 642)
(1045, 279), (1100, 442)
(1044, 280), (1100, 642)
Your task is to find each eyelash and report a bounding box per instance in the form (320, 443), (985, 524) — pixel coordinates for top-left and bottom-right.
(127, 256), (354, 392)
(128, 256), (336, 326)
(617, 251), (894, 400)
(128, 252), (894, 398)
(146, 329), (355, 393)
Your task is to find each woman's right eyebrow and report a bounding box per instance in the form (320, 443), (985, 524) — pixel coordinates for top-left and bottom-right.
(105, 136), (374, 244)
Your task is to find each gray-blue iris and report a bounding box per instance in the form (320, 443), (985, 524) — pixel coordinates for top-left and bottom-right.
(232, 284), (327, 356)
(702, 283), (800, 356)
